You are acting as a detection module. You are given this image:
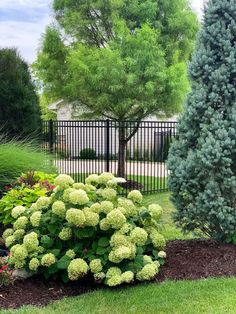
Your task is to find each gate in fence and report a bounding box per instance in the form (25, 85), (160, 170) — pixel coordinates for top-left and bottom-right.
(42, 120), (177, 194)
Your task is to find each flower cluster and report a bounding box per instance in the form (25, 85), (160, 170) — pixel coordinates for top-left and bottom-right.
(52, 201), (66, 217)
(5, 173), (166, 287)
(68, 259), (89, 280)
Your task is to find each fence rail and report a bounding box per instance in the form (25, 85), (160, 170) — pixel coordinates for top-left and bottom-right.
(42, 120), (177, 194)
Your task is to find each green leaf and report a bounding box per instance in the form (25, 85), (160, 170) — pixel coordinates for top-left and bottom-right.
(61, 272), (69, 283)
(48, 263), (58, 275)
(152, 249), (159, 259)
(48, 225), (58, 234)
(96, 247), (108, 255)
(41, 235), (54, 248)
(57, 256), (71, 270)
(74, 243), (83, 253)
(75, 228), (94, 239)
(136, 246), (144, 255)
(98, 237), (110, 247)
(139, 209), (151, 219)
(134, 255), (143, 265)
(48, 249), (61, 257)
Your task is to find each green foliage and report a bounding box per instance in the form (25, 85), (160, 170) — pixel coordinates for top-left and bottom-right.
(34, 0), (198, 177)
(34, 1), (198, 120)
(0, 172), (56, 225)
(168, 0), (236, 242)
(0, 48), (41, 137)
(5, 173), (166, 286)
(0, 255), (12, 287)
(0, 138), (56, 192)
(80, 148), (97, 160)
(39, 94), (57, 121)
(35, 1), (198, 120)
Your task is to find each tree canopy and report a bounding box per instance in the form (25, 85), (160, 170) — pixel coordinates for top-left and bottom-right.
(0, 48), (41, 137)
(34, 0), (198, 121)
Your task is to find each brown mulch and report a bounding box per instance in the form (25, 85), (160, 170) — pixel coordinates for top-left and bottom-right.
(2, 239), (236, 309)
(157, 239), (236, 281)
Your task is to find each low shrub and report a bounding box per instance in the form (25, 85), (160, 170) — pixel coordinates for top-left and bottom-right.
(0, 172), (56, 225)
(80, 148), (97, 160)
(0, 137), (56, 193)
(4, 173), (166, 286)
(0, 255), (12, 287)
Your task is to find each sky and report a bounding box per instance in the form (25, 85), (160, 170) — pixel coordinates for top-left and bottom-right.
(0, 0), (205, 64)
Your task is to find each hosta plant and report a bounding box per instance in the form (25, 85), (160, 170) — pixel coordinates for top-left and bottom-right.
(0, 172), (56, 225)
(4, 173), (166, 287)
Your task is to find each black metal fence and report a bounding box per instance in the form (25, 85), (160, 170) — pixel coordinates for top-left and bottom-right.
(42, 120), (177, 194)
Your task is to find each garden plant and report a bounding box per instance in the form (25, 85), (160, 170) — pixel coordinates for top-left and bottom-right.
(0, 138), (56, 194)
(3, 172), (166, 287)
(168, 0), (236, 242)
(0, 254), (12, 287)
(0, 171), (56, 225)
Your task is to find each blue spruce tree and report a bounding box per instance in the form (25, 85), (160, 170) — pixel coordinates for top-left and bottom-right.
(168, 0), (236, 242)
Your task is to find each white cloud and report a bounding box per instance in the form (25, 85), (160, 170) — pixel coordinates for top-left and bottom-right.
(0, 0), (51, 63)
(0, 16), (51, 63)
(191, 0), (205, 19)
(0, 0), (50, 9)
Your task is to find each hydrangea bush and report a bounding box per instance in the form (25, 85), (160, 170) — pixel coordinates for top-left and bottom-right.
(4, 173), (166, 286)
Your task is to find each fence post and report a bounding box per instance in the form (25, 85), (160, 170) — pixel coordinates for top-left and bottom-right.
(106, 119), (110, 172)
(48, 119), (54, 155)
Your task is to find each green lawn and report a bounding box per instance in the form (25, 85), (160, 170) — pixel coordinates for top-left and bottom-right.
(143, 192), (194, 240)
(4, 278), (236, 314)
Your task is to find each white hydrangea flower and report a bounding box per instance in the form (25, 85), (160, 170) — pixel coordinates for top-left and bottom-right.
(41, 253), (56, 267)
(68, 258), (89, 280)
(36, 196), (51, 210)
(85, 174), (99, 185)
(127, 190), (143, 203)
(2, 228), (14, 240)
(101, 188), (117, 201)
(106, 209), (126, 229)
(66, 208), (86, 227)
(69, 189), (89, 205)
(54, 174), (74, 188)
(98, 172), (114, 185)
(158, 251), (167, 259)
(11, 206), (25, 219)
(52, 201), (66, 217)
(23, 232), (39, 252)
(30, 211), (42, 227)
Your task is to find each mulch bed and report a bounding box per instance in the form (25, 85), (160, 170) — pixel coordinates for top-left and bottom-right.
(2, 239), (236, 309)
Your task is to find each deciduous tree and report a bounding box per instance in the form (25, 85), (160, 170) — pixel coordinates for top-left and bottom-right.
(34, 0), (198, 176)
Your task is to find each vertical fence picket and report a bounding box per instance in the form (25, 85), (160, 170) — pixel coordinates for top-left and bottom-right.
(42, 119), (177, 194)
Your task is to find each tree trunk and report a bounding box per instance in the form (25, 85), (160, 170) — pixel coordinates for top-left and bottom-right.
(117, 124), (126, 178)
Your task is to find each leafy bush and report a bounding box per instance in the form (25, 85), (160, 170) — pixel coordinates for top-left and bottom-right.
(0, 172), (56, 225)
(0, 255), (12, 287)
(80, 148), (97, 160)
(4, 173), (166, 286)
(0, 138), (56, 193)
